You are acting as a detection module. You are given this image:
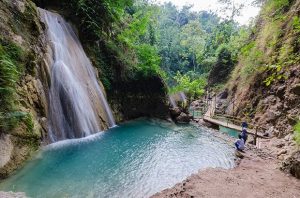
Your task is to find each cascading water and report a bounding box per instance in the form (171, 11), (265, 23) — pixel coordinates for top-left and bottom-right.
(179, 92), (187, 103)
(168, 92), (187, 108)
(169, 96), (177, 108)
(40, 9), (116, 142)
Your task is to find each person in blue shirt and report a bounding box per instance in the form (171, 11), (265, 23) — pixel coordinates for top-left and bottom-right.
(242, 122), (248, 129)
(235, 134), (245, 151)
(241, 128), (248, 144)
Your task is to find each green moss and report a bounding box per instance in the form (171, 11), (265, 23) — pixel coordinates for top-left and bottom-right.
(294, 122), (300, 145)
(292, 16), (300, 33)
(240, 46), (264, 80)
(0, 46), (20, 106)
(0, 38), (26, 134)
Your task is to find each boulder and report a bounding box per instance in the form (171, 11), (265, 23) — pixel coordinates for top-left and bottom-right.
(176, 112), (192, 123)
(191, 100), (200, 107)
(291, 84), (300, 95)
(281, 151), (300, 179)
(218, 89), (229, 99)
(276, 85), (286, 98)
(235, 150), (245, 159)
(277, 149), (287, 156)
(170, 107), (182, 118)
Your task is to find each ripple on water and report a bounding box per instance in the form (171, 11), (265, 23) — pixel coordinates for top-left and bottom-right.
(0, 119), (235, 198)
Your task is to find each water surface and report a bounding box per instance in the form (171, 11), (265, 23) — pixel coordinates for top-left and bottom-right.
(0, 119), (235, 198)
(219, 125), (240, 138)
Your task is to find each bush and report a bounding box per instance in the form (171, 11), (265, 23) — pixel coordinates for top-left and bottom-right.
(170, 72), (207, 100)
(294, 122), (300, 145)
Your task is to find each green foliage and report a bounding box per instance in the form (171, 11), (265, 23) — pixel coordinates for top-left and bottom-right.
(241, 41), (255, 56)
(118, 1), (249, 89)
(263, 64), (287, 86)
(263, 0), (289, 18)
(170, 72), (207, 100)
(135, 44), (162, 77)
(294, 121), (300, 145)
(208, 44), (236, 85)
(118, 7), (164, 78)
(36, 0), (133, 39)
(292, 16), (300, 33)
(237, 39), (264, 81)
(0, 39), (25, 133)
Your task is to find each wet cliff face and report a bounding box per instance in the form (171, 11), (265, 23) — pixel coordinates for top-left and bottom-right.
(108, 75), (169, 122)
(0, 0), (48, 178)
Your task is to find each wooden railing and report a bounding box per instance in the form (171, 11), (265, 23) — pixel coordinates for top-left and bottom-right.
(212, 114), (268, 141)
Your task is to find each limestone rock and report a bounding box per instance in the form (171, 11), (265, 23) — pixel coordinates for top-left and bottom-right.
(218, 89), (229, 99)
(291, 84), (300, 95)
(284, 134), (293, 142)
(277, 149), (287, 156)
(0, 135), (13, 168)
(176, 112), (192, 123)
(276, 85), (286, 98)
(235, 150), (244, 159)
(170, 107), (182, 117)
(282, 150), (300, 179)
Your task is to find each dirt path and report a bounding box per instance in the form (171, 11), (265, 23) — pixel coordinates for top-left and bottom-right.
(152, 145), (300, 198)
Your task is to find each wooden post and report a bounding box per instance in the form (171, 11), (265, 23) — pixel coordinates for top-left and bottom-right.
(254, 126), (258, 146)
(214, 96), (216, 117)
(232, 100), (235, 116)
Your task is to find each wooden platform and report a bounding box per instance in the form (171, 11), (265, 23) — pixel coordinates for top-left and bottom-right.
(203, 116), (267, 139)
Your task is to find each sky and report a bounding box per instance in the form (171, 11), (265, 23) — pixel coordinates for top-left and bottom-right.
(154, 0), (261, 25)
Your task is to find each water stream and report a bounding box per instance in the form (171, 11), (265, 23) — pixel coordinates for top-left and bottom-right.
(168, 92), (187, 108)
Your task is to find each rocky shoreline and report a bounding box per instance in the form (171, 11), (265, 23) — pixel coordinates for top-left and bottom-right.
(151, 121), (300, 198)
(0, 191), (26, 198)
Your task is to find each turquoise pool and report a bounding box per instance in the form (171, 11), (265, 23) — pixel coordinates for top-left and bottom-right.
(0, 119), (235, 198)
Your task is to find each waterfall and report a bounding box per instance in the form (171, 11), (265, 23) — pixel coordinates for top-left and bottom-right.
(169, 96), (177, 108)
(169, 92), (187, 108)
(40, 9), (116, 142)
(179, 92), (187, 103)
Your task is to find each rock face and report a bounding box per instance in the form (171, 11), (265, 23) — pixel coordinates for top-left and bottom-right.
(0, 0), (48, 178)
(169, 107), (192, 123)
(108, 75), (169, 122)
(282, 150), (300, 179)
(170, 107), (181, 118)
(0, 135), (13, 168)
(223, 0), (300, 179)
(176, 112), (192, 123)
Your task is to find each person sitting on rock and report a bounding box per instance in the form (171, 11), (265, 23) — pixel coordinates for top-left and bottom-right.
(241, 128), (248, 144)
(235, 134), (245, 152)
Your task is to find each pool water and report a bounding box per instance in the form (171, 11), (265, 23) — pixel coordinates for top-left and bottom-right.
(219, 126), (240, 138)
(0, 119), (235, 198)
